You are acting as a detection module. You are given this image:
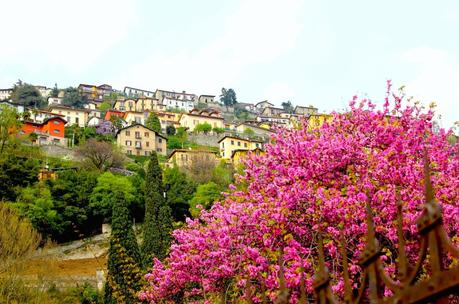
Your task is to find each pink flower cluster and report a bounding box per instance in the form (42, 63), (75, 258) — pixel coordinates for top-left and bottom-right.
(140, 82), (459, 303)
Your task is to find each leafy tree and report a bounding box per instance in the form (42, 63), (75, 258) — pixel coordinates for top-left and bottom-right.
(89, 172), (136, 224)
(166, 125), (176, 136)
(62, 87), (87, 108)
(0, 154), (40, 202)
(219, 88), (237, 107)
(234, 108), (250, 120)
(10, 80), (44, 108)
(142, 152), (173, 264)
(99, 101), (112, 111)
(167, 127), (189, 149)
(243, 127), (255, 137)
(188, 182), (222, 217)
(163, 166), (196, 221)
(212, 127), (225, 134)
(281, 100), (294, 113)
(104, 191), (143, 304)
(51, 83), (59, 98)
(211, 160), (234, 188)
(109, 115), (124, 131)
(0, 105), (21, 154)
(76, 139), (124, 171)
(193, 122), (212, 134)
(146, 112), (161, 133)
(11, 182), (60, 239)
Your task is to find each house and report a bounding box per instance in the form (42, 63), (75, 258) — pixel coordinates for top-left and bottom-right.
(155, 89), (196, 103)
(49, 105), (90, 127)
(294, 105), (318, 116)
(162, 96), (195, 112)
(235, 122), (274, 139)
(179, 109), (224, 131)
(114, 98), (165, 112)
(198, 95), (216, 104)
(254, 100), (274, 112)
(87, 116), (103, 127)
(78, 84), (113, 101)
(114, 99), (135, 111)
(0, 88), (13, 101)
(308, 113), (333, 129)
(124, 111), (147, 125)
(234, 102), (255, 113)
(260, 106), (285, 117)
(167, 149), (218, 169)
(21, 116), (67, 146)
(218, 135), (264, 159)
(47, 96), (63, 105)
(256, 115), (290, 127)
(231, 148), (264, 167)
(157, 111), (182, 133)
(34, 85), (52, 98)
(116, 124), (167, 156)
(27, 110), (65, 123)
(124, 86), (155, 98)
(104, 110), (125, 121)
(0, 101), (25, 114)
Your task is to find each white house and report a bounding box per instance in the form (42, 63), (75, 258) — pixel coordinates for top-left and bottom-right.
(48, 97), (63, 105)
(0, 88), (13, 101)
(162, 96), (195, 112)
(124, 86), (155, 98)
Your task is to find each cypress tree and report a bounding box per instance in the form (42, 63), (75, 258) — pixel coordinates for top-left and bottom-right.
(142, 152), (173, 266)
(104, 191), (143, 304)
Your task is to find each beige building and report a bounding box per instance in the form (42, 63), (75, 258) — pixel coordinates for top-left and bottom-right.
(218, 135), (264, 159)
(124, 111), (147, 125)
(116, 124), (167, 156)
(167, 149), (218, 169)
(49, 105), (90, 127)
(235, 122), (274, 139)
(179, 109), (224, 131)
(158, 111), (181, 133)
(198, 94), (216, 104)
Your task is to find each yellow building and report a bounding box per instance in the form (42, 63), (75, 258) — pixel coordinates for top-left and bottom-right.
(124, 111), (147, 125)
(179, 109), (224, 131)
(231, 148), (264, 167)
(49, 105), (90, 127)
(308, 113), (333, 130)
(167, 149), (218, 169)
(158, 111), (182, 133)
(218, 135), (264, 159)
(116, 124), (167, 156)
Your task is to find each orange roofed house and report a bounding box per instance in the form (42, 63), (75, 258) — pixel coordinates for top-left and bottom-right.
(21, 116), (67, 146)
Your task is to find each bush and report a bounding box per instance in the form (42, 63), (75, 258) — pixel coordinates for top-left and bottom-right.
(212, 127), (225, 134)
(194, 122), (212, 134)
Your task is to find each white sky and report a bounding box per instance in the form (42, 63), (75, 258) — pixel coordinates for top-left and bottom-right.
(0, 0), (458, 130)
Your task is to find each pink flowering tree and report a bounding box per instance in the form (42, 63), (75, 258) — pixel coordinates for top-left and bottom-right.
(140, 82), (459, 303)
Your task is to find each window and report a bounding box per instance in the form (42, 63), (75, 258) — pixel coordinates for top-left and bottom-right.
(158, 138), (162, 143)
(125, 140), (132, 146)
(75, 117), (79, 124)
(181, 154), (185, 160)
(135, 131), (141, 139)
(231, 140), (234, 145)
(156, 148), (162, 152)
(144, 132), (149, 137)
(146, 141), (149, 147)
(237, 141), (241, 147)
(256, 143), (259, 148)
(53, 120), (60, 125)
(53, 129), (60, 134)
(127, 150), (132, 155)
(126, 131), (130, 136)
(144, 151), (150, 156)
(244, 143), (248, 148)
(222, 142), (224, 148)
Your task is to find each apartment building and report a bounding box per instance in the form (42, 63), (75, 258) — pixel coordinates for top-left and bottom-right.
(116, 124), (167, 156)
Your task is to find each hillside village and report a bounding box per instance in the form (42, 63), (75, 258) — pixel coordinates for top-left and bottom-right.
(0, 82), (331, 166)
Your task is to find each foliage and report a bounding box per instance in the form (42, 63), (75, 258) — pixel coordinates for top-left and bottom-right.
(95, 120), (116, 139)
(0, 154), (40, 202)
(76, 138), (124, 171)
(62, 87), (87, 108)
(167, 127), (189, 149)
(234, 108), (250, 120)
(141, 82), (459, 302)
(166, 125), (176, 136)
(99, 101), (112, 111)
(212, 127), (225, 134)
(0, 104), (21, 154)
(194, 122), (212, 134)
(195, 102), (208, 110)
(146, 112), (161, 134)
(10, 80), (44, 108)
(51, 83), (59, 98)
(220, 88), (237, 107)
(281, 100), (294, 113)
(163, 166), (196, 221)
(211, 160), (234, 188)
(188, 182), (222, 217)
(104, 191), (143, 304)
(89, 172), (136, 224)
(142, 152), (173, 265)
(65, 125), (98, 145)
(109, 115), (124, 130)
(243, 127), (255, 136)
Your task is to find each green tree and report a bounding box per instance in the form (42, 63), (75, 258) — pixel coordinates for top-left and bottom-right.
(104, 191), (143, 304)
(281, 100), (294, 114)
(243, 127), (255, 137)
(211, 160), (234, 189)
(0, 154), (40, 202)
(166, 125), (176, 136)
(76, 139), (124, 171)
(89, 172), (136, 224)
(142, 152), (173, 265)
(62, 87), (87, 108)
(163, 166), (196, 221)
(146, 112), (161, 134)
(167, 127), (189, 149)
(51, 83), (59, 98)
(99, 101), (112, 111)
(235, 108), (250, 120)
(219, 88), (237, 107)
(212, 127), (225, 134)
(0, 105), (21, 154)
(188, 182), (222, 217)
(10, 81), (44, 108)
(194, 122), (212, 134)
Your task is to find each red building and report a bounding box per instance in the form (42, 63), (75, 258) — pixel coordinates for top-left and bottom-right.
(104, 109), (125, 121)
(21, 116), (67, 145)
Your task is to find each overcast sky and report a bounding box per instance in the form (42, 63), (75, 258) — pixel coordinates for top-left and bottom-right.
(1, 0), (458, 129)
